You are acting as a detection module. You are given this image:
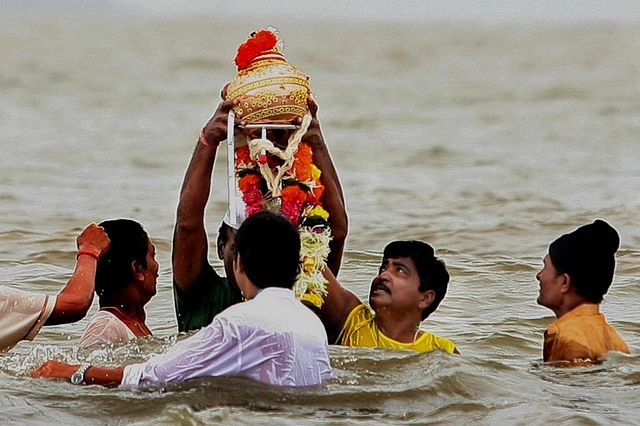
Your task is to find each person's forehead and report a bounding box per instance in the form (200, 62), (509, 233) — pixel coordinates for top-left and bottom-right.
(383, 256), (417, 269)
(223, 227), (237, 240)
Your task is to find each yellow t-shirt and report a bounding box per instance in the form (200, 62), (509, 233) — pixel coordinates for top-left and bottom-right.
(337, 303), (457, 353)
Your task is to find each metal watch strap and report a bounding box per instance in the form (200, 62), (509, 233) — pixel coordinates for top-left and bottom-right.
(71, 363), (91, 385)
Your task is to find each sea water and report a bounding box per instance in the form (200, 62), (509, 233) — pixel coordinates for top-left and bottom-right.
(1, 7), (640, 425)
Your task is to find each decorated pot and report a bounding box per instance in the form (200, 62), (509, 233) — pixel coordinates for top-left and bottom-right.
(224, 30), (311, 125)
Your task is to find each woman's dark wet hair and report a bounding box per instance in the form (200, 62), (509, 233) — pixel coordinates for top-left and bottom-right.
(234, 211), (300, 289)
(95, 219), (149, 298)
(382, 240), (450, 320)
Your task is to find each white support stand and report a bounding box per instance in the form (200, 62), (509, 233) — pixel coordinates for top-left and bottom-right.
(227, 110), (239, 228)
(226, 115), (300, 227)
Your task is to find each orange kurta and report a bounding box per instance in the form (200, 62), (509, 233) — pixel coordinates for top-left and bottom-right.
(544, 303), (629, 363)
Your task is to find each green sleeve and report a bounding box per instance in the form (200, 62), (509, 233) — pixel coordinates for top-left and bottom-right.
(173, 263), (243, 333)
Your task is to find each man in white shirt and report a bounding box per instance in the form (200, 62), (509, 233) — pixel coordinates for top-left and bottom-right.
(0, 223), (110, 352)
(34, 211), (333, 387)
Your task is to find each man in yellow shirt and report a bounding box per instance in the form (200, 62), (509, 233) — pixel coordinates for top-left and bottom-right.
(321, 240), (457, 354)
(536, 219), (629, 364)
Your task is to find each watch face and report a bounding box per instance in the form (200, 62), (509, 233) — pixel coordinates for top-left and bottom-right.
(71, 372), (83, 385)
(71, 364), (90, 384)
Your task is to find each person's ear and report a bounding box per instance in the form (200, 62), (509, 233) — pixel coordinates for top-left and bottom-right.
(217, 237), (225, 260)
(560, 273), (572, 294)
(233, 253), (248, 296)
(131, 261), (144, 281)
(418, 289), (436, 310)
(234, 253), (244, 275)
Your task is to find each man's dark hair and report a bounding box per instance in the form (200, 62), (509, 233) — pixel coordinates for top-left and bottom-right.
(95, 219), (149, 298)
(234, 211), (300, 289)
(217, 221), (233, 246)
(549, 219), (619, 303)
(382, 240), (450, 320)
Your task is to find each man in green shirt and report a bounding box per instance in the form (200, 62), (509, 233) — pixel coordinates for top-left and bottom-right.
(172, 95), (347, 333)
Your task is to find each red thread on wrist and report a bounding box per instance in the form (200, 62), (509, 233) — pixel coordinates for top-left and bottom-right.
(76, 250), (100, 261)
(199, 128), (215, 148)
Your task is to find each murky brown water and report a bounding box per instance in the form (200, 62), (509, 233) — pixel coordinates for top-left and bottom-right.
(1, 9), (640, 425)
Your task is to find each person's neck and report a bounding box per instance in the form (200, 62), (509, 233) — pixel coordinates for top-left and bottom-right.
(554, 295), (590, 319)
(374, 309), (422, 343)
(100, 295), (147, 324)
(241, 282), (261, 301)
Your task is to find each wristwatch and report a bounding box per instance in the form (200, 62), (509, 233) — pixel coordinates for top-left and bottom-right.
(70, 364), (91, 385)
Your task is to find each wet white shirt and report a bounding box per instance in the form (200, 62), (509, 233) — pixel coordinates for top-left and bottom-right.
(121, 287), (333, 387)
(0, 285), (56, 352)
(78, 310), (136, 349)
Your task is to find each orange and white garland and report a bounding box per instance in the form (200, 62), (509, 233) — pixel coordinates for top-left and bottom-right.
(235, 131), (332, 308)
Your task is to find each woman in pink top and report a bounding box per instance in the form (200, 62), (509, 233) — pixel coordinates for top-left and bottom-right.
(35, 212), (332, 387)
(79, 219), (158, 349)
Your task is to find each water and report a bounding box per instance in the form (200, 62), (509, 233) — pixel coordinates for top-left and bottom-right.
(2, 8), (640, 425)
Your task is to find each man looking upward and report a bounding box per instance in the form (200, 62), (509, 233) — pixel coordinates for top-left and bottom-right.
(320, 240), (458, 354)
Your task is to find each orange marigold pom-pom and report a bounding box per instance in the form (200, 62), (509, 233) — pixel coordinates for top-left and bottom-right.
(296, 143), (313, 162)
(281, 184), (308, 205)
(235, 146), (251, 166)
(292, 143), (314, 181)
(238, 173), (262, 193)
(234, 30), (278, 70)
(309, 183), (325, 202)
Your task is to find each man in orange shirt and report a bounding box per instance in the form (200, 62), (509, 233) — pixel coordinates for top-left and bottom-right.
(536, 219), (629, 364)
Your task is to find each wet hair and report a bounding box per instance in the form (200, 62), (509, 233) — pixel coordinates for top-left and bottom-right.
(549, 219), (620, 303)
(382, 240), (450, 320)
(217, 221), (233, 246)
(95, 219), (149, 298)
(233, 211), (300, 289)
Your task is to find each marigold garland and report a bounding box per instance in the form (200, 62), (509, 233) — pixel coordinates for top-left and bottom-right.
(235, 142), (331, 307)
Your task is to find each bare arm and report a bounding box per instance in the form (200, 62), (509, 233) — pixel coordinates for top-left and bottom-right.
(319, 267), (361, 344)
(302, 97), (354, 343)
(45, 223), (110, 326)
(172, 99), (236, 293)
(303, 97), (348, 276)
(33, 361), (124, 387)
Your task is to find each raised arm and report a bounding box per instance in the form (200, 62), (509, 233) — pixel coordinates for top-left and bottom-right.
(319, 267), (361, 344)
(172, 99), (236, 293)
(303, 96), (348, 276)
(45, 223), (110, 325)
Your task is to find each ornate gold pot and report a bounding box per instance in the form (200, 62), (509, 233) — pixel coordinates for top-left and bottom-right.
(225, 32), (311, 125)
